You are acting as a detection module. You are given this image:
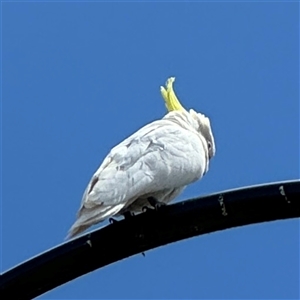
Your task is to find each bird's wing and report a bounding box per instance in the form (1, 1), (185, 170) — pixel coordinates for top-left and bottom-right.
(82, 119), (207, 210)
(68, 119), (207, 238)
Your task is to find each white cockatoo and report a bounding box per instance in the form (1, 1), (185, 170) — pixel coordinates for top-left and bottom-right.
(67, 77), (216, 239)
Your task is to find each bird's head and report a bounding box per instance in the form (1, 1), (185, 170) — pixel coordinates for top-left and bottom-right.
(188, 109), (216, 159)
(160, 77), (216, 160)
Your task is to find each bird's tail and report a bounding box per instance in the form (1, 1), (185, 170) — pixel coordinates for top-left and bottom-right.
(65, 203), (125, 240)
(66, 223), (90, 240)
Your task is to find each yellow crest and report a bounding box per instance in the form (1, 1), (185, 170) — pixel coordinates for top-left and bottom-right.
(160, 77), (186, 112)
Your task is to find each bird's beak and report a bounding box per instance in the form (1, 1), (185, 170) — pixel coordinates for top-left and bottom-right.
(160, 77), (187, 112)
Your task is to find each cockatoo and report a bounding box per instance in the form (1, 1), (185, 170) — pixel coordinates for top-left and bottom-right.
(67, 77), (215, 239)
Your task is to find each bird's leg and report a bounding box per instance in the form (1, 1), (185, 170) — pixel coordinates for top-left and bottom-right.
(147, 196), (166, 210)
(142, 197), (166, 213)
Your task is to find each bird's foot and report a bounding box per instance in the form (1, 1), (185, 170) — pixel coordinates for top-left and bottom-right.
(147, 196), (166, 210)
(142, 206), (153, 213)
(109, 217), (118, 224)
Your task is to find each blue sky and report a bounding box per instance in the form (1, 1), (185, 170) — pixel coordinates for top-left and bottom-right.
(2, 1), (299, 299)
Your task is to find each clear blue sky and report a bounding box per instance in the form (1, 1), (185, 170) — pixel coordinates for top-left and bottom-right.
(2, 1), (299, 299)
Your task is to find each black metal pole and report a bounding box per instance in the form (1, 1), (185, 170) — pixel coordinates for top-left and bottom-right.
(1, 180), (299, 299)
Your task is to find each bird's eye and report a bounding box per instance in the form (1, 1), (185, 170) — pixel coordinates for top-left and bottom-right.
(207, 141), (212, 150)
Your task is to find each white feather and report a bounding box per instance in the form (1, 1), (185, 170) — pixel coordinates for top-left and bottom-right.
(67, 82), (216, 239)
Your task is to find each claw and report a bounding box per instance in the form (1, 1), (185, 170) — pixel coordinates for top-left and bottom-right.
(154, 202), (166, 210)
(123, 211), (135, 220)
(142, 206), (153, 213)
(109, 218), (118, 224)
(148, 197), (166, 210)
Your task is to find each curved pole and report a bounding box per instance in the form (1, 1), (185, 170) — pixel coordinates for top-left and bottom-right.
(1, 180), (299, 299)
